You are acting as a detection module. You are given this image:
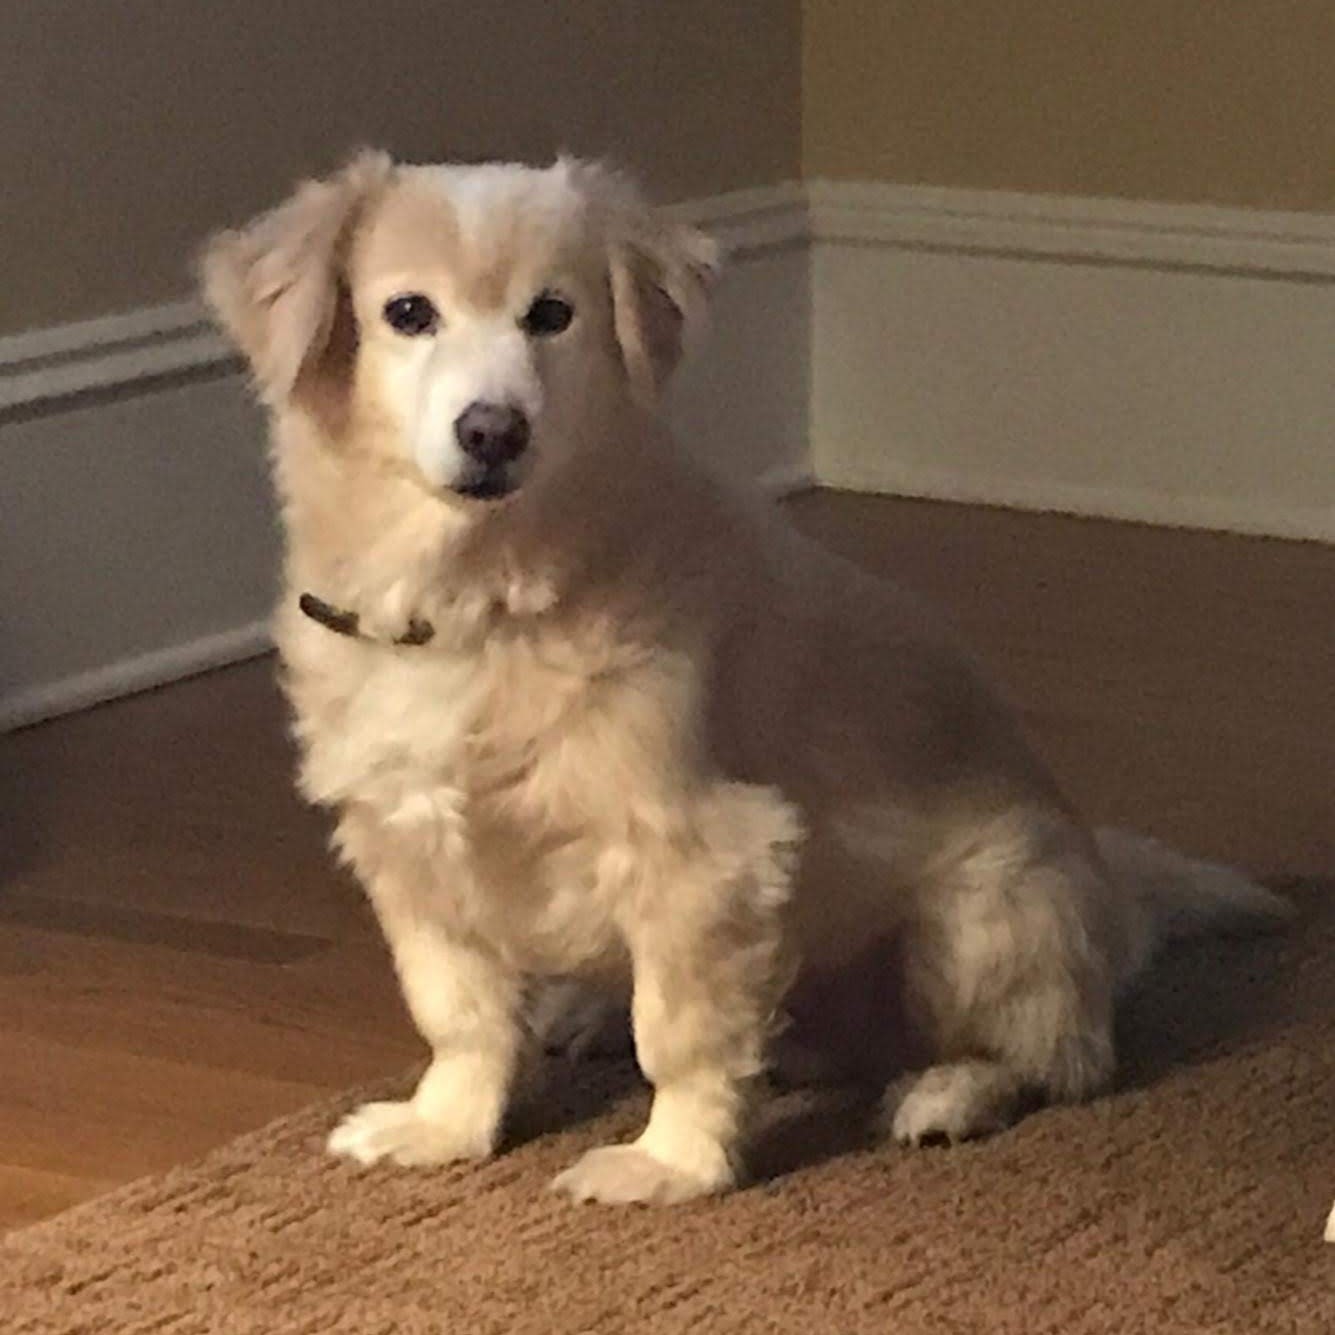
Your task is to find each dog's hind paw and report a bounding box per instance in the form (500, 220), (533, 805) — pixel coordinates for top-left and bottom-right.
(884, 1062), (1022, 1147)
(327, 1100), (495, 1168)
(551, 1144), (730, 1205)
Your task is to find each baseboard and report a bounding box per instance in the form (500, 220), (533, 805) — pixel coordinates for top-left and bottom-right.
(669, 180), (811, 257)
(807, 179), (1335, 546)
(0, 619), (272, 734)
(0, 302), (238, 416)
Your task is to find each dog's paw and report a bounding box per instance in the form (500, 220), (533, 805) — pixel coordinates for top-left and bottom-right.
(527, 979), (632, 1061)
(327, 1100), (495, 1168)
(550, 1145), (731, 1205)
(885, 1064), (1018, 1147)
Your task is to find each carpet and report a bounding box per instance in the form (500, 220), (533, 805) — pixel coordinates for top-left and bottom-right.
(5, 881), (1333, 1334)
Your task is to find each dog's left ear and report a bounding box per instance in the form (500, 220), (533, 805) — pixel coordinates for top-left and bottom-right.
(610, 220), (720, 400)
(579, 164), (721, 401)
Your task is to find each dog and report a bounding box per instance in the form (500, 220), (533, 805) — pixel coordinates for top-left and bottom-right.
(201, 152), (1289, 1205)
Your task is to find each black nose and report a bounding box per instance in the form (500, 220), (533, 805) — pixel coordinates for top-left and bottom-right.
(454, 402), (530, 467)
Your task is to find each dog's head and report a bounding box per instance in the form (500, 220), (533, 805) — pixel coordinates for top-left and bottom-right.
(201, 153), (719, 505)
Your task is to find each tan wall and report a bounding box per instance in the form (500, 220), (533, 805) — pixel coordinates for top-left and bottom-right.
(804, 2), (1335, 212)
(1, 0), (801, 335)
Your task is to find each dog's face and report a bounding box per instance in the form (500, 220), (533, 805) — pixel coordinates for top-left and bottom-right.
(202, 154), (718, 506)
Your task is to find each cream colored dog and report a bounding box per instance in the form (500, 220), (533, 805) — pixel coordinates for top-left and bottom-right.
(202, 153), (1287, 1205)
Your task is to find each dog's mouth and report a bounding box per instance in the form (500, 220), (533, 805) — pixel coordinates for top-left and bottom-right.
(452, 466), (518, 502)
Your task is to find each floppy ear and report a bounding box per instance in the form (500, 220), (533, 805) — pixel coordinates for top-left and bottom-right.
(578, 164), (721, 400)
(199, 150), (392, 410)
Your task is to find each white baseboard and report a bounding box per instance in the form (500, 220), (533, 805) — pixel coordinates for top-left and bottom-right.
(0, 621), (272, 734)
(0, 302), (237, 415)
(1, 371), (283, 734)
(808, 179), (1335, 546)
(5, 176), (1331, 729)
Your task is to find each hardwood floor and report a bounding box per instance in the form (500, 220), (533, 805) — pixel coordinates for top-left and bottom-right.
(1, 492), (1330, 1231)
(0, 648), (420, 1230)
(788, 492), (1333, 877)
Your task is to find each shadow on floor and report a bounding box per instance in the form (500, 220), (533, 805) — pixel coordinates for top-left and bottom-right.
(1115, 878), (1332, 1093)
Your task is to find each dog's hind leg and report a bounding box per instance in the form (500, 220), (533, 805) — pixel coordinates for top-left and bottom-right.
(884, 814), (1117, 1146)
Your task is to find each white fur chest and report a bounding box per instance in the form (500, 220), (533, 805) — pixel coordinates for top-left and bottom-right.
(278, 603), (691, 975)
(283, 620), (481, 858)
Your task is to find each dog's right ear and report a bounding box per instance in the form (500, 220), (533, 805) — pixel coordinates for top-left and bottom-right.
(200, 150), (392, 408)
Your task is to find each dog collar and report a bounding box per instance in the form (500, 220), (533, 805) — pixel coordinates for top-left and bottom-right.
(298, 592), (435, 647)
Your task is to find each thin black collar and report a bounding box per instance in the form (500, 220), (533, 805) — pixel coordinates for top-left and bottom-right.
(298, 592), (435, 647)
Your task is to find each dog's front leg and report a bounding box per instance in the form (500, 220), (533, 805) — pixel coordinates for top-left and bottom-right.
(552, 786), (799, 1205)
(328, 915), (521, 1168)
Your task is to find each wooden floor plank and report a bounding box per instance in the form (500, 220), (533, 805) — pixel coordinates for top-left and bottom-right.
(0, 927), (416, 1085)
(0, 1029), (341, 1182)
(0, 1165), (115, 1231)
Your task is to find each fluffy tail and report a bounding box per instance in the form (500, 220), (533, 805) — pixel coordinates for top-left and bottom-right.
(1094, 827), (1293, 986)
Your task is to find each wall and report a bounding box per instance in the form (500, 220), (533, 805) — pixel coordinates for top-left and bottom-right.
(802, 3), (1335, 544)
(804, 1), (1335, 211)
(0, 0), (801, 335)
(0, 4), (807, 728)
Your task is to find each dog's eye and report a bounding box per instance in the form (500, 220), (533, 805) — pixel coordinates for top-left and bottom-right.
(521, 293), (574, 337)
(383, 294), (439, 337)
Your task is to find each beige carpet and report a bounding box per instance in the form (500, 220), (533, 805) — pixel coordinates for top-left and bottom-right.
(5, 881), (1333, 1334)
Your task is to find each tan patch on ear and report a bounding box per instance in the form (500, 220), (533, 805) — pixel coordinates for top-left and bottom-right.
(609, 245), (681, 401)
(199, 150), (392, 411)
(292, 278), (360, 438)
(563, 158), (721, 398)
(607, 211), (721, 401)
